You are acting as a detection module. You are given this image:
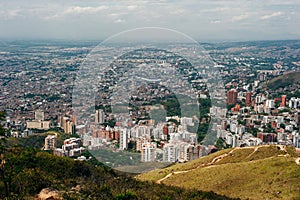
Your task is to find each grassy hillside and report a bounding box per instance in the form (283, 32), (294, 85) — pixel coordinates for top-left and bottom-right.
(137, 145), (300, 200)
(267, 71), (300, 90)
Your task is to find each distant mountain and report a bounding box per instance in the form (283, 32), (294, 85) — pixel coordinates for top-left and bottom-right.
(137, 145), (300, 200)
(267, 71), (300, 90)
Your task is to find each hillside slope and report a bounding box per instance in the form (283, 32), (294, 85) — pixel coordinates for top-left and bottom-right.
(0, 148), (233, 200)
(137, 145), (300, 200)
(267, 71), (300, 90)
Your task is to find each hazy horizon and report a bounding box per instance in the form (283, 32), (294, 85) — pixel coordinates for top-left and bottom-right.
(1, 37), (300, 44)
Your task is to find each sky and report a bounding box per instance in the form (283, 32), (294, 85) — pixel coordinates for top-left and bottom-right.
(0, 0), (299, 42)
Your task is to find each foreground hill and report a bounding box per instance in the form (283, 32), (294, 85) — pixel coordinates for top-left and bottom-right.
(137, 145), (300, 200)
(0, 147), (233, 200)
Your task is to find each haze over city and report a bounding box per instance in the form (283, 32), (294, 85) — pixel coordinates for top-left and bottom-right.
(0, 0), (299, 41)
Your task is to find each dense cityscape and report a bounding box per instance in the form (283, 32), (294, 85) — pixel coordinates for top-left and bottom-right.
(1, 40), (300, 170)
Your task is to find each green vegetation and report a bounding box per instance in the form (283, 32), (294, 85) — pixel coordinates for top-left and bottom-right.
(197, 123), (210, 142)
(0, 111), (6, 152)
(138, 145), (300, 200)
(0, 111), (8, 197)
(163, 98), (181, 117)
(0, 148), (232, 199)
(167, 118), (180, 125)
(6, 131), (79, 149)
(7, 134), (47, 149)
(90, 148), (141, 168)
(215, 138), (231, 149)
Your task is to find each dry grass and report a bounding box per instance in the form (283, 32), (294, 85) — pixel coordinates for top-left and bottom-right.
(136, 148), (233, 181)
(137, 145), (300, 200)
(163, 157), (300, 200)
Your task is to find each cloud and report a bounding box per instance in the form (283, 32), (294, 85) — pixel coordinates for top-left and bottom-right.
(211, 20), (221, 24)
(127, 5), (138, 11)
(43, 5), (109, 20)
(202, 7), (229, 13)
(231, 14), (250, 22)
(260, 11), (283, 20)
(0, 9), (21, 20)
(7, 9), (21, 18)
(64, 6), (109, 14)
(114, 18), (125, 23)
(108, 13), (123, 18)
(169, 8), (185, 14)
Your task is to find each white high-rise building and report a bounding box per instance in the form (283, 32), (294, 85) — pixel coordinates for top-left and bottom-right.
(141, 142), (157, 162)
(119, 128), (128, 150)
(293, 132), (300, 148)
(163, 143), (179, 162)
(232, 134), (238, 147)
(289, 97), (300, 109)
(266, 100), (275, 108)
(230, 122), (237, 133)
(178, 142), (190, 162)
(255, 95), (262, 104)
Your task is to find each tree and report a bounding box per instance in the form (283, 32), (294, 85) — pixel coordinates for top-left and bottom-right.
(280, 123), (286, 129)
(167, 118), (180, 126)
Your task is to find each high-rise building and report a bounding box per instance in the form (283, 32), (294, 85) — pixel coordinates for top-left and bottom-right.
(246, 92), (252, 106)
(44, 135), (57, 150)
(281, 95), (287, 107)
(163, 125), (168, 135)
(141, 142), (157, 162)
(221, 120), (227, 130)
(289, 97), (300, 108)
(227, 89), (238, 105)
(163, 143), (179, 162)
(266, 100), (275, 108)
(136, 137), (148, 152)
(257, 133), (277, 143)
(295, 112), (300, 127)
(293, 132), (300, 148)
(178, 142), (191, 162)
(255, 95), (262, 104)
(59, 116), (76, 134)
(95, 109), (105, 124)
(119, 128), (128, 150)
